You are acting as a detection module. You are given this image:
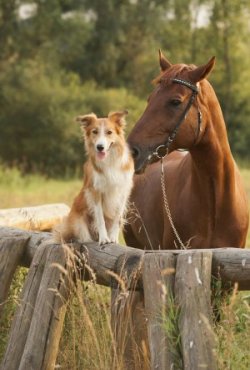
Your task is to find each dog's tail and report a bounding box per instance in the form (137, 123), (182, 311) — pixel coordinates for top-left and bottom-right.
(52, 217), (71, 244)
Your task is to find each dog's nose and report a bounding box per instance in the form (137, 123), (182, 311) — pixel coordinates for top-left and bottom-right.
(97, 144), (104, 152)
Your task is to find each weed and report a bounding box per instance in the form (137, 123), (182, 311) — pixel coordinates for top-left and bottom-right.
(215, 287), (250, 369)
(162, 292), (183, 369)
(0, 267), (28, 359)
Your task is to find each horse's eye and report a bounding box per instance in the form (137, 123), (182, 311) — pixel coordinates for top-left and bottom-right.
(170, 99), (182, 106)
(92, 129), (98, 134)
(107, 130), (112, 135)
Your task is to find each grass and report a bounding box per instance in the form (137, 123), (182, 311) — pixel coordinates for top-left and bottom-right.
(0, 163), (249, 368)
(0, 267), (28, 360)
(216, 289), (250, 369)
(0, 165), (82, 209)
(57, 282), (114, 370)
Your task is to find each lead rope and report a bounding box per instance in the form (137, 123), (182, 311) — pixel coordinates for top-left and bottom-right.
(160, 157), (186, 250)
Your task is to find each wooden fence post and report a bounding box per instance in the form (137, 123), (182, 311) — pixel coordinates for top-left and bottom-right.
(142, 253), (178, 370)
(111, 289), (148, 370)
(175, 251), (217, 370)
(0, 231), (30, 317)
(111, 253), (148, 370)
(1, 242), (51, 370)
(1, 242), (74, 370)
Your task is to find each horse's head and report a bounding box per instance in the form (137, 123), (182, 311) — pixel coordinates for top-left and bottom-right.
(128, 50), (216, 173)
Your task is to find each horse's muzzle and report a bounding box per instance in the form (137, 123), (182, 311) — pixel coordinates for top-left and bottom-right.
(129, 144), (152, 174)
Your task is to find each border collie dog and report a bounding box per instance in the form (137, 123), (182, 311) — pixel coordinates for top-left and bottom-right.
(54, 111), (134, 244)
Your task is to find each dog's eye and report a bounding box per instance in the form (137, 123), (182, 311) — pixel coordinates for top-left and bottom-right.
(107, 130), (113, 135)
(170, 99), (182, 107)
(92, 129), (98, 134)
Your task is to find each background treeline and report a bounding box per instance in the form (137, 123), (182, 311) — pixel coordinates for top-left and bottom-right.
(0, 0), (250, 176)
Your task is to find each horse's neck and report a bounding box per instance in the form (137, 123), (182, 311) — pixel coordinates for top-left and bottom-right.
(191, 105), (236, 220)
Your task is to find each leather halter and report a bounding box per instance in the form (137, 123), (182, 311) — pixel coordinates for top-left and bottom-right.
(151, 78), (202, 159)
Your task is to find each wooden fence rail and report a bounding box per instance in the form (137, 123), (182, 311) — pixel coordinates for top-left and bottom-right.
(0, 226), (250, 370)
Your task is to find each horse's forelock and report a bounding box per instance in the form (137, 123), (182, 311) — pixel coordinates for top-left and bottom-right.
(152, 64), (197, 86)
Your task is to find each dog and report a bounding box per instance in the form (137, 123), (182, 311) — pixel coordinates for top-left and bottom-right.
(54, 110), (134, 244)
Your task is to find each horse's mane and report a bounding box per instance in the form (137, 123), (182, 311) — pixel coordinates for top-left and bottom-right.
(152, 64), (197, 85)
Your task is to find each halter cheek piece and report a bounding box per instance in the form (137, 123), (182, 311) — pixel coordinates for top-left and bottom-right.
(152, 78), (202, 159)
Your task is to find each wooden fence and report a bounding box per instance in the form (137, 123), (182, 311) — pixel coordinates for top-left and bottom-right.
(0, 225), (250, 370)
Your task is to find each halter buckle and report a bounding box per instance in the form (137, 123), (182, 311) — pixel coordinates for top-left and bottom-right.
(153, 144), (168, 159)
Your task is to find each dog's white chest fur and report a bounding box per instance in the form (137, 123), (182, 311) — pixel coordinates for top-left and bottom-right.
(93, 166), (132, 191)
(93, 148), (133, 191)
(93, 165), (133, 218)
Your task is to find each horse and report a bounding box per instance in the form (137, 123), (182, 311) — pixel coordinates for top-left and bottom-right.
(124, 50), (249, 250)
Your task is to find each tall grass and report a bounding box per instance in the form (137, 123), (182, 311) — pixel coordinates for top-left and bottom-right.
(57, 264), (150, 370)
(57, 283), (114, 370)
(216, 288), (250, 369)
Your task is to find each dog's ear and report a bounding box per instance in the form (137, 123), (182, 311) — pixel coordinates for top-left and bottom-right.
(75, 113), (97, 129)
(108, 110), (128, 127)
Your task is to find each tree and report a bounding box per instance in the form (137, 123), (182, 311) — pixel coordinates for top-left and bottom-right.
(0, 0), (250, 175)
(0, 0), (18, 65)
(206, 0), (250, 155)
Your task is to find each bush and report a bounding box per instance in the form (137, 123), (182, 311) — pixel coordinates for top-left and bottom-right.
(0, 59), (145, 176)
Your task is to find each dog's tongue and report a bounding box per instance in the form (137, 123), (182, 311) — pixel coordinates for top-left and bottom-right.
(97, 151), (106, 160)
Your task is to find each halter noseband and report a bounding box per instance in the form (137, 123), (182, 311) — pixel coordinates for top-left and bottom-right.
(152, 78), (202, 159)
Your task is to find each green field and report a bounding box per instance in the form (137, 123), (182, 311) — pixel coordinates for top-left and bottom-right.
(0, 165), (249, 368)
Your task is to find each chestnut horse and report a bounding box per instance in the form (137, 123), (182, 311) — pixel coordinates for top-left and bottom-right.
(125, 51), (249, 250)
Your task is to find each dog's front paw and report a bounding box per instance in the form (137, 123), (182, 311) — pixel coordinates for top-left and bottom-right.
(98, 236), (110, 245)
(108, 230), (119, 244)
(109, 237), (119, 244)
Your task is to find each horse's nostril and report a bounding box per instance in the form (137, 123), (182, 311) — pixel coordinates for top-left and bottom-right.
(131, 146), (140, 159)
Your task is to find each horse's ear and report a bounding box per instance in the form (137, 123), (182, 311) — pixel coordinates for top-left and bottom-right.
(189, 56), (216, 83)
(159, 49), (172, 71)
(75, 113), (97, 129)
(108, 110), (128, 127)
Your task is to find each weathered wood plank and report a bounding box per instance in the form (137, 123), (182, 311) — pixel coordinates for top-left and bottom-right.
(211, 248), (250, 290)
(78, 240), (144, 288)
(175, 251), (217, 370)
(0, 233), (30, 317)
(21, 230), (52, 267)
(142, 253), (177, 370)
(0, 203), (70, 231)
